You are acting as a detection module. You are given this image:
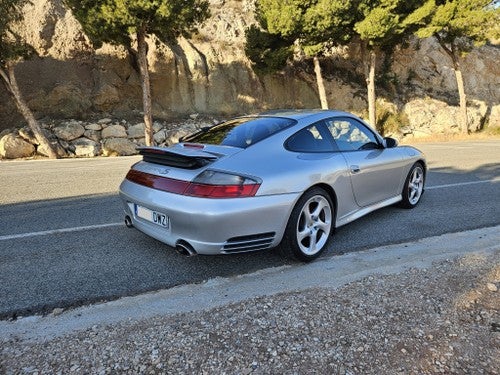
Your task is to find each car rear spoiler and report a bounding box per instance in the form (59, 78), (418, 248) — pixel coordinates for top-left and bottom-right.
(137, 147), (219, 169)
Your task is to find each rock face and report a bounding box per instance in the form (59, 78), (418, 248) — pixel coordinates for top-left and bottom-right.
(0, 0), (498, 136)
(403, 98), (488, 137)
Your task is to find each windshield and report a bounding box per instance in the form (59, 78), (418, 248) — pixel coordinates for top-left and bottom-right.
(183, 117), (297, 148)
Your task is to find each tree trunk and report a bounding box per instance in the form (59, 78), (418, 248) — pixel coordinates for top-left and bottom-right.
(0, 65), (59, 159)
(137, 26), (154, 146)
(313, 56), (328, 109)
(435, 36), (468, 134)
(366, 50), (377, 128)
(453, 65), (468, 134)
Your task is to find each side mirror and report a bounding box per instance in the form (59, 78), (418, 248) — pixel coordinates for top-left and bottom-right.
(384, 137), (398, 148)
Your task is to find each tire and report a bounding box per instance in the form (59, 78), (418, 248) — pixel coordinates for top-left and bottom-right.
(281, 187), (334, 262)
(399, 162), (425, 209)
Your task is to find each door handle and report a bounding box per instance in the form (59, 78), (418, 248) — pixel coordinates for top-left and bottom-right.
(350, 165), (361, 174)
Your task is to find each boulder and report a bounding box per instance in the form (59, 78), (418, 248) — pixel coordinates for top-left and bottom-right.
(165, 129), (190, 145)
(37, 141), (67, 158)
(127, 123), (145, 139)
(84, 129), (101, 142)
(18, 126), (55, 145)
(102, 138), (138, 156)
(72, 137), (100, 157)
(0, 133), (35, 159)
(18, 127), (38, 144)
(489, 105), (500, 128)
(154, 130), (167, 144)
(85, 123), (102, 131)
(101, 124), (127, 139)
(54, 122), (85, 141)
(153, 122), (164, 133)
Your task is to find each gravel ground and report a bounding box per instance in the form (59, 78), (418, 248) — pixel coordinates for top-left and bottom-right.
(1, 251), (499, 374)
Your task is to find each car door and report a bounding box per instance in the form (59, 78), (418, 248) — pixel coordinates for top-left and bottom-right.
(324, 117), (405, 207)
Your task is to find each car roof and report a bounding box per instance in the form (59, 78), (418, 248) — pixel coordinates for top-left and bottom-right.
(257, 109), (353, 121)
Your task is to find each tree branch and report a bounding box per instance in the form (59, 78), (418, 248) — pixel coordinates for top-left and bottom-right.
(434, 34), (456, 65)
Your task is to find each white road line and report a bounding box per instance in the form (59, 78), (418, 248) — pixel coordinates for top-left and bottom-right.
(426, 178), (499, 190)
(0, 223), (123, 242)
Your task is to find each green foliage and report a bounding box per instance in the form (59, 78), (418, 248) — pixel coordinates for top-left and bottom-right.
(354, 0), (428, 50)
(0, 0), (36, 66)
(378, 108), (409, 136)
(63, 0), (210, 49)
(355, 7), (399, 43)
(244, 25), (293, 74)
(255, 0), (314, 38)
(365, 101), (409, 135)
(247, 0), (357, 72)
(406, 0), (497, 51)
(302, 0), (355, 44)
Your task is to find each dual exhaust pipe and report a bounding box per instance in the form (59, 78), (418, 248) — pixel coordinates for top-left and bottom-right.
(124, 215), (197, 257)
(175, 241), (197, 257)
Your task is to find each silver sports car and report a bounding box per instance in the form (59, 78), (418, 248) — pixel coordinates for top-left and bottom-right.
(119, 110), (425, 261)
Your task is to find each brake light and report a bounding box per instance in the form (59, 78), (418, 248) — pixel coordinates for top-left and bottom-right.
(126, 170), (261, 198)
(125, 169), (189, 194)
(185, 182), (260, 198)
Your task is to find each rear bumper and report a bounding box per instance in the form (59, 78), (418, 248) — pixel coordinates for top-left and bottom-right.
(119, 179), (299, 255)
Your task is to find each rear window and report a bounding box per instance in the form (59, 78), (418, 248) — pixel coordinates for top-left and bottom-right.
(182, 117), (296, 148)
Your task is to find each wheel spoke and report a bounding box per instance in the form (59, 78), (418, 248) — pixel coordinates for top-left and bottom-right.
(316, 220), (330, 233)
(297, 228), (309, 242)
(308, 230), (318, 253)
(409, 189), (416, 200)
(407, 166), (424, 205)
(303, 207), (314, 227)
(311, 200), (328, 218)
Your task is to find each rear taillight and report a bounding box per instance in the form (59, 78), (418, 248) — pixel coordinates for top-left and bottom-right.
(126, 170), (261, 198)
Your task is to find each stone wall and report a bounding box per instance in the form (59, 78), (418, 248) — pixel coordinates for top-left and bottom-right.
(0, 117), (215, 159)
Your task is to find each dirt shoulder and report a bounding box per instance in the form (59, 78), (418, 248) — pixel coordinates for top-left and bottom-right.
(1, 227), (499, 374)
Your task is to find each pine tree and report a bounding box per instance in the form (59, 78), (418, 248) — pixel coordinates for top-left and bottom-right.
(0, 0), (59, 158)
(247, 0), (355, 109)
(354, 0), (426, 127)
(406, 0), (499, 134)
(63, 0), (210, 146)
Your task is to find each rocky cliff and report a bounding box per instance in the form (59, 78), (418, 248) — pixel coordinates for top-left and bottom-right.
(1, 0), (499, 139)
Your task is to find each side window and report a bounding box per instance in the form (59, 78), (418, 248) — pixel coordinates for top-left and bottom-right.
(286, 124), (334, 153)
(325, 118), (380, 151)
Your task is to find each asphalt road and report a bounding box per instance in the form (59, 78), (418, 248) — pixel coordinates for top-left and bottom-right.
(1, 140), (499, 319)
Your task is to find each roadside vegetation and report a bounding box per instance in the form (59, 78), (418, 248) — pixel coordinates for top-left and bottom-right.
(246, 0), (499, 135)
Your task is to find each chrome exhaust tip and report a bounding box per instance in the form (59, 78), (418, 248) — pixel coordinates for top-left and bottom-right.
(175, 241), (197, 257)
(124, 215), (134, 228)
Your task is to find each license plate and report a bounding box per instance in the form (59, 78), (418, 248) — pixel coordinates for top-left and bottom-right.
(135, 205), (170, 229)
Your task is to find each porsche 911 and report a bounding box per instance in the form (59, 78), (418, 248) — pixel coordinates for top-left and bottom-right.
(119, 110), (425, 261)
